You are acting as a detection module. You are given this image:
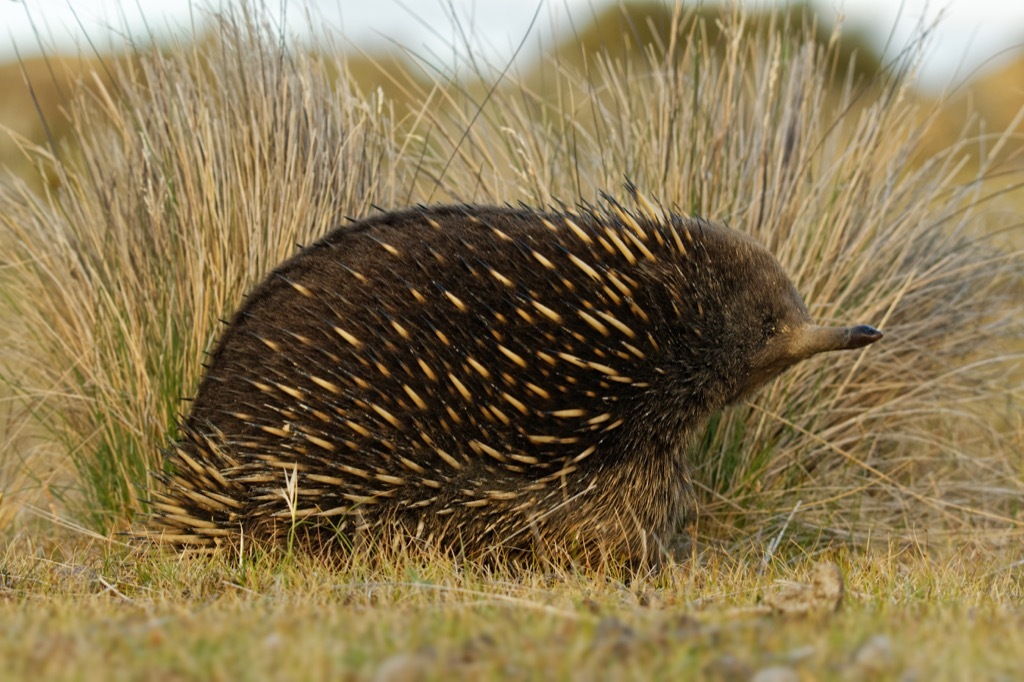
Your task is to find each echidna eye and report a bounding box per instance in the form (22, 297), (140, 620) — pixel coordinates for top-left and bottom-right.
(761, 317), (777, 341)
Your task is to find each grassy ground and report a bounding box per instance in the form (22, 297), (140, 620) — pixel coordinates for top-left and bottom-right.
(2, 536), (1023, 680)
(1, 3), (1022, 680)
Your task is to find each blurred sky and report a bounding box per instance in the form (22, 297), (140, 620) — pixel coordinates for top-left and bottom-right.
(2, 0), (1023, 91)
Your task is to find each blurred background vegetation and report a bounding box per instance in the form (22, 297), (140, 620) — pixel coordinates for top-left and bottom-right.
(3, 2), (1023, 203)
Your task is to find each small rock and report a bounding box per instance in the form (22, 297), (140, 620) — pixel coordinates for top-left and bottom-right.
(751, 664), (800, 682)
(764, 561), (844, 615)
(261, 632), (283, 652)
(373, 652), (434, 682)
(850, 634), (896, 675)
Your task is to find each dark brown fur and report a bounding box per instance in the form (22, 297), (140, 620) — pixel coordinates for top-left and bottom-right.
(148, 202), (881, 564)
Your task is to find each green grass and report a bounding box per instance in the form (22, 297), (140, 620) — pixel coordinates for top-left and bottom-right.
(2, 537), (1023, 680)
(0, 2), (1022, 678)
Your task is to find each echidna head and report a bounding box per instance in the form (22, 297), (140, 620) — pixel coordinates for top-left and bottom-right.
(738, 274), (882, 399)
(733, 249), (884, 399)
(661, 222), (883, 406)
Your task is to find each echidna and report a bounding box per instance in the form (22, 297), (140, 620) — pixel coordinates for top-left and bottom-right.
(148, 200), (882, 564)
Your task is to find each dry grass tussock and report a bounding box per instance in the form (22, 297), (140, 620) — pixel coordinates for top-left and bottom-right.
(0, 10), (415, 529)
(0, 5), (1021, 553)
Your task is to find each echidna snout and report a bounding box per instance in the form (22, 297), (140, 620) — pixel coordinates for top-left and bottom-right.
(147, 201), (883, 564)
(740, 321), (883, 399)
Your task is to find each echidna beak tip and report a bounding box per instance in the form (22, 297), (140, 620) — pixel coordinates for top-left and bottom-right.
(848, 324), (883, 348)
